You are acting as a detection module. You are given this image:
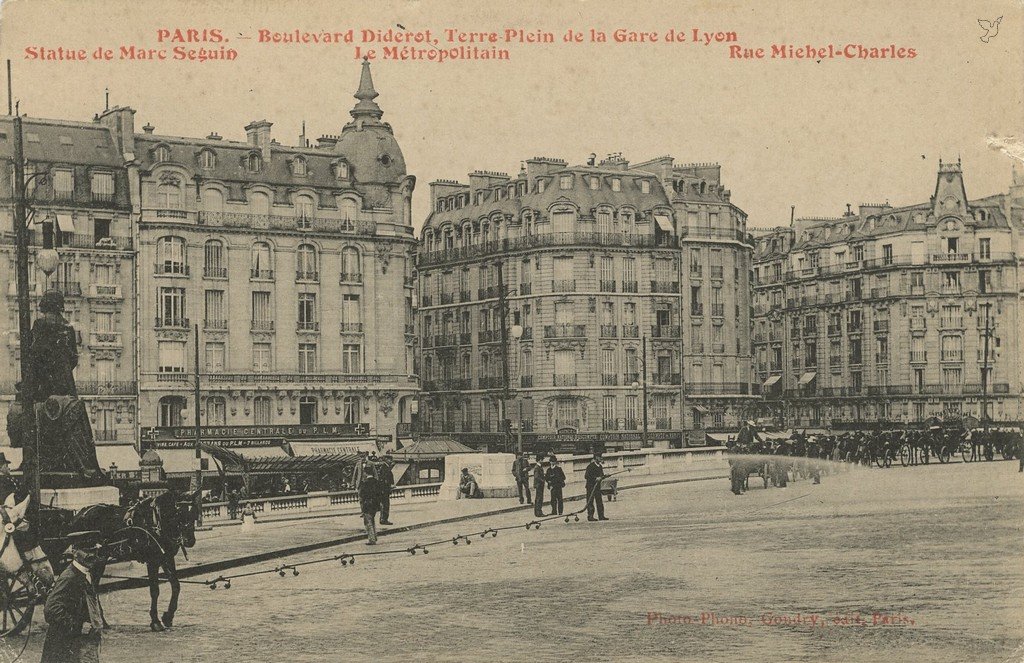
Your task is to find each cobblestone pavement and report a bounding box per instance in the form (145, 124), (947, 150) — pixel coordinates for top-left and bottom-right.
(8, 460), (1023, 663)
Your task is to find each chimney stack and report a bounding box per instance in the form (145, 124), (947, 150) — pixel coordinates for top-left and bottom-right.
(245, 120), (273, 159)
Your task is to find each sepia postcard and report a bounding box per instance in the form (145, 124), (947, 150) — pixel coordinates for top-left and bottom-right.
(0, 1), (1021, 661)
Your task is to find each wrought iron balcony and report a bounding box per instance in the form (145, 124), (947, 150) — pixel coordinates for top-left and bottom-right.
(204, 266), (227, 279)
(650, 280), (679, 293)
(551, 279), (576, 293)
(544, 324), (586, 338)
(600, 325), (618, 338)
(340, 323), (364, 333)
(651, 325), (681, 338)
(339, 272), (363, 284)
(155, 316), (189, 329)
(553, 374), (578, 387)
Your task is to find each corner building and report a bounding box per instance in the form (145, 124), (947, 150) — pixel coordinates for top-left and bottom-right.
(752, 162), (1024, 428)
(417, 155), (755, 452)
(133, 61), (418, 463)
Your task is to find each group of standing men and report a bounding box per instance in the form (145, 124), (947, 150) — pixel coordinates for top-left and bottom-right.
(357, 452), (396, 545)
(512, 452), (610, 521)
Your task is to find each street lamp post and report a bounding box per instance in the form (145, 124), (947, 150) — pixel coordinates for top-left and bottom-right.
(631, 335), (649, 448)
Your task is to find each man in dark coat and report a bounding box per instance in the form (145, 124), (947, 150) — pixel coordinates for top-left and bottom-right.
(41, 545), (103, 663)
(511, 452), (532, 505)
(532, 457), (547, 517)
(0, 454), (18, 502)
(585, 453), (608, 521)
(359, 471), (381, 545)
(377, 455), (394, 525)
(545, 456), (566, 515)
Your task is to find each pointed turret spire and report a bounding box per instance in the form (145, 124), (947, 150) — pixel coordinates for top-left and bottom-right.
(350, 57), (383, 121)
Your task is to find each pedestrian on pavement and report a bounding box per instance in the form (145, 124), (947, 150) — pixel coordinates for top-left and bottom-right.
(41, 542), (104, 663)
(359, 469), (381, 545)
(458, 468), (481, 499)
(511, 452), (532, 505)
(585, 453), (608, 521)
(227, 489), (240, 521)
(377, 456), (395, 525)
(533, 456), (547, 517)
(546, 456), (566, 515)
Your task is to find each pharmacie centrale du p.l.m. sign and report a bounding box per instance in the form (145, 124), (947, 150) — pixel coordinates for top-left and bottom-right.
(141, 423), (372, 449)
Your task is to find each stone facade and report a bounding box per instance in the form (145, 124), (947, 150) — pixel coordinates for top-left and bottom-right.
(416, 154), (755, 451)
(752, 161), (1024, 428)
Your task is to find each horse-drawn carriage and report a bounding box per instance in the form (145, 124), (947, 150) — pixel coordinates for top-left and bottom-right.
(0, 490), (200, 637)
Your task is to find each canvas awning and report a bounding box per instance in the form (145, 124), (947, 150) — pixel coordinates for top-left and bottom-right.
(654, 214), (673, 232)
(705, 432), (733, 444)
(798, 372), (817, 386)
(390, 462), (410, 484)
(55, 213), (75, 233)
(692, 404), (711, 414)
(763, 375), (782, 388)
(231, 446), (290, 461)
(289, 439), (379, 457)
(152, 449), (218, 475)
(96, 444), (141, 471)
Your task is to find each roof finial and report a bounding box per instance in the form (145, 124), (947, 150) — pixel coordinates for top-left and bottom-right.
(104, 87), (109, 111)
(350, 58), (383, 121)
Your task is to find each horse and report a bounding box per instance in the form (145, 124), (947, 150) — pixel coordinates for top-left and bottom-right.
(0, 493), (58, 635)
(67, 490), (199, 631)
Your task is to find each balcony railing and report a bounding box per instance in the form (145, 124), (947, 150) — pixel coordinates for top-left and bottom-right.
(622, 325), (639, 338)
(75, 380), (137, 395)
(622, 281), (638, 293)
(551, 279), (576, 293)
(875, 353), (889, 364)
(650, 280), (679, 293)
(683, 382), (760, 395)
(479, 376), (503, 389)
(460, 289), (473, 301)
(599, 280), (617, 292)
(941, 351), (963, 362)
(651, 325), (681, 338)
(339, 272), (363, 284)
(873, 320), (890, 333)
(553, 374), (578, 387)
(827, 325), (842, 336)
(250, 268), (274, 280)
(251, 320), (275, 332)
(205, 319), (227, 330)
(710, 303), (725, 317)
(434, 334), (458, 347)
(910, 318), (927, 331)
(197, 211), (377, 236)
(931, 252), (971, 263)
(909, 351), (927, 363)
(296, 270), (319, 282)
(417, 232), (678, 267)
(600, 325), (618, 337)
(49, 281), (82, 296)
(520, 376), (533, 388)
(652, 373), (681, 385)
(155, 262), (189, 276)
(624, 372), (639, 385)
(554, 418), (581, 430)
(544, 324), (586, 338)
(204, 266), (227, 279)
(297, 321), (320, 332)
(440, 293), (455, 305)
(654, 417), (673, 430)
(710, 266), (724, 280)
(155, 316), (189, 329)
(340, 323), (364, 333)
(199, 372), (412, 385)
(602, 374), (618, 386)
(478, 286), (498, 299)
(88, 331), (122, 347)
(691, 304), (704, 317)
(941, 317), (964, 328)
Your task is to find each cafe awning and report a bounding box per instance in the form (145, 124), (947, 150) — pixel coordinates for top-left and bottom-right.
(96, 444), (141, 472)
(289, 439), (379, 457)
(152, 449), (218, 475)
(55, 213), (75, 233)
(798, 372), (817, 386)
(763, 375), (782, 388)
(692, 404), (711, 414)
(654, 214), (674, 232)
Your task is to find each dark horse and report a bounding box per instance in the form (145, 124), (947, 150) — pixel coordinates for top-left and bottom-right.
(66, 490), (199, 631)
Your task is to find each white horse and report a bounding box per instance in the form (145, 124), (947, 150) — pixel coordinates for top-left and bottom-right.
(0, 494), (56, 636)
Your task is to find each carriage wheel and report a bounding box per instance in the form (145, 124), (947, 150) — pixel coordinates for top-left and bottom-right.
(884, 452), (893, 469)
(960, 444), (971, 463)
(937, 446), (951, 464)
(873, 452), (885, 469)
(0, 572), (37, 637)
(899, 444), (911, 467)
(1001, 446), (1014, 461)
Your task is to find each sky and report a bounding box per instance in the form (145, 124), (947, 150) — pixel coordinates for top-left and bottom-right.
(0, 0), (1020, 230)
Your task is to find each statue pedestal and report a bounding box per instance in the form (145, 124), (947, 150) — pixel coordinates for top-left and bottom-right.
(440, 453), (516, 499)
(39, 486), (119, 511)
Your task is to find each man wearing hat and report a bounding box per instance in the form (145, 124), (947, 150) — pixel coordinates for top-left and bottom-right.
(532, 456), (547, 517)
(0, 453), (17, 503)
(41, 536), (104, 662)
(376, 454), (395, 526)
(358, 466), (381, 545)
(585, 452), (608, 521)
(545, 456), (566, 516)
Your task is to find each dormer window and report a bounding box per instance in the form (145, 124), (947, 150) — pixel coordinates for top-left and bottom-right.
(640, 179), (651, 194)
(559, 175), (572, 190)
(199, 149), (216, 170)
(611, 178), (621, 192)
(589, 177), (599, 191)
(247, 153), (262, 173)
(334, 161), (349, 180)
(292, 157), (307, 176)
(537, 179), (547, 193)
(155, 145), (171, 163)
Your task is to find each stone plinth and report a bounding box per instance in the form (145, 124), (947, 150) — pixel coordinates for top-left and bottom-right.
(40, 485), (120, 511)
(440, 453), (516, 499)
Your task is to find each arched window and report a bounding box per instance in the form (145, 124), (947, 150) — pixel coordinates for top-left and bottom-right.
(206, 396), (226, 425)
(341, 247), (361, 280)
(251, 241), (272, 279)
(253, 396), (273, 425)
(296, 243), (318, 280)
(158, 396), (186, 428)
(247, 153), (262, 173)
(596, 207), (613, 234)
(298, 396), (317, 424)
(250, 191), (270, 216)
(295, 195), (315, 229)
(342, 396), (360, 424)
(157, 236), (186, 274)
(204, 239), (225, 278)
(203, 187), (224, 213)
(199, 149), (216, 170)
(154, 145), (171, 163)
(340, 198), (359, 222)
(156, 182), (181, 209)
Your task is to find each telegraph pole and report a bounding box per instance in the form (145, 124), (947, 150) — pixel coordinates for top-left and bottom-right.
(496, 261), (512, 453)
(193, 324), (203, 523)
(641, 335), (649, 448)
(979, 303), (993, 434)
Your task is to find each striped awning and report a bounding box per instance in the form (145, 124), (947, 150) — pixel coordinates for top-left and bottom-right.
(798, 372), (817, 386)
